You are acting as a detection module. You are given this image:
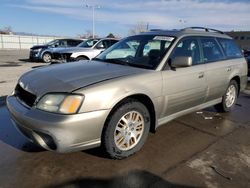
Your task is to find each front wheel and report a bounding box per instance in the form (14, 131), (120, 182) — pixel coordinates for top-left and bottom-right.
(42, 52), (52, 63)
(102, 99), (150, 159)
(214, 80), (238, 112)
(76, 56), (88, 61)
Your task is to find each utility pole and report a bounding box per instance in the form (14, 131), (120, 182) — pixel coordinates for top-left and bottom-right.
(85, 3), (101, 39)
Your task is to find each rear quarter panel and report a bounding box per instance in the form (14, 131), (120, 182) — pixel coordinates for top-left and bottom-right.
(227, 57), (248, 91)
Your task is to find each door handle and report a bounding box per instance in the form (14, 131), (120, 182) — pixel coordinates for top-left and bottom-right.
(198, 72), (204, 79)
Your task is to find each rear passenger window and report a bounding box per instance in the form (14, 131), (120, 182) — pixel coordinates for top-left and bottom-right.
(217, 38), (242, 58)
(200, 38), (224, 62)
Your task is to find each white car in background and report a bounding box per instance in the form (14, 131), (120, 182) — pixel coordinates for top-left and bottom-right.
(52, 38), (119, 62)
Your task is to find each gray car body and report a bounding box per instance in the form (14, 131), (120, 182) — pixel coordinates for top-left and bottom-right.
(7, 29), (248, 153)
(52, 38), (119, 61)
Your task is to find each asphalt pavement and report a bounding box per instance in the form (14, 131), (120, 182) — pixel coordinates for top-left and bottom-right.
(0, 50), (249, 188)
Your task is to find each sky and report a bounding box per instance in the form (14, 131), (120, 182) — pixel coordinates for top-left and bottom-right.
(0, 0), (250, 37)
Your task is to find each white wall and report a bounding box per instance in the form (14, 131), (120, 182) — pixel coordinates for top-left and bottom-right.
(0, 34), (59, 49)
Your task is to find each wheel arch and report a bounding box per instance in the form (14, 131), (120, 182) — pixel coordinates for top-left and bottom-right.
(41, 50), (52, 57)
(76, 55), (90, 60)
(103, 94), (157, 134)
(230, 75), (240, 95)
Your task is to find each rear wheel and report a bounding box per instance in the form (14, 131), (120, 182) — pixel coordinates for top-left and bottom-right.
(102, 99), (150, 159)
(214, 80), (238, 112)
(42, 52), (52, 63)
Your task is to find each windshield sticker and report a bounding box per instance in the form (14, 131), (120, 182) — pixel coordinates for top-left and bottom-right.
(153, 36), (174, 42)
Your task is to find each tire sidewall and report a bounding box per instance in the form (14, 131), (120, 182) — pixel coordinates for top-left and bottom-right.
(76, 56), (87, 61)
(103, 100), (150, 159)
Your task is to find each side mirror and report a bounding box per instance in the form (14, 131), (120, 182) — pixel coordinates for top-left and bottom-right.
(96, 44), (105, 49)
(97, 45), (105, 50)
(172, 56), (192, 68)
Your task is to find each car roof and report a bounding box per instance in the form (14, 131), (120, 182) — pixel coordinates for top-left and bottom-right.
(142, 27), (232, 39)
(88, 38), (119, 41)
(57, 38), (83, 41)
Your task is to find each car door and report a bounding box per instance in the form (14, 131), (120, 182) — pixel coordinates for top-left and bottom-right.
(200, 37), (229, 102)
(161, 37), (207, 117)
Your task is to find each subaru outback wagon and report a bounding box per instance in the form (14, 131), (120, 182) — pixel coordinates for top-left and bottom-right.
(7, 27), (248, 159)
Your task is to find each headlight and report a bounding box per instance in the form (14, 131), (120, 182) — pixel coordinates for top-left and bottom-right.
(36, 94), (84, 114)
(32, 48), (41, 53)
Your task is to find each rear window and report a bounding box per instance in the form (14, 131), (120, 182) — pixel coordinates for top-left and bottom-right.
(200, 38), (225, 62)
(217, 38), (242, 58)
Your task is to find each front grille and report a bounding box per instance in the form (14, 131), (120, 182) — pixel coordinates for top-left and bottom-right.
(15, 84), (37, 107)
(29, 50), (38, 57)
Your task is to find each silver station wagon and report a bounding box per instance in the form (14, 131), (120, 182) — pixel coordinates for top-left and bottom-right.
(7, 27), (248, 159)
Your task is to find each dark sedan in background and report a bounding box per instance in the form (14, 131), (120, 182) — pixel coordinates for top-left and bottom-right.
(29, 38), (83, 63)
(243, 49), (250, 76)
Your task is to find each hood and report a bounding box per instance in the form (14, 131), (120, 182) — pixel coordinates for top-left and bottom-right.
(19, 61), (146, 97)
(53, 47), (92, 53)
(30, 45), (47, 50)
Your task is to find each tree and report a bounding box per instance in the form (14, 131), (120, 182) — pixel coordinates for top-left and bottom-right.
(128, 22), (148, 36)
(78, 30), (98, 39)
(0, 26), (13, 34)
(106, 33), (115, 38)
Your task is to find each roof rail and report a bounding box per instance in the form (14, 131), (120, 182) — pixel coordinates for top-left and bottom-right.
(150, 29), (165, 31)
(182, 27), (225, 34)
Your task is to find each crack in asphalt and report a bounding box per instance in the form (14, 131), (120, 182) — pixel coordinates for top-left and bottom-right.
(175, 120), (218, 137)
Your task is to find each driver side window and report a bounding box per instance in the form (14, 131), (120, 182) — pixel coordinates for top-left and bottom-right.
(58, 40), (67, 47)
(169, 37), (201, 66)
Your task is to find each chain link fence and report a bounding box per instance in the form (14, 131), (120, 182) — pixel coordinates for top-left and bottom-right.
(0, 34), (59, 49)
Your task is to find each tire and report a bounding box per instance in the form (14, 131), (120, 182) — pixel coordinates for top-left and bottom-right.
(42, 52), (52, 63)
(102, 99), (150, 159)
(76, 56), (88, 61)
(214, 80), (238, 112)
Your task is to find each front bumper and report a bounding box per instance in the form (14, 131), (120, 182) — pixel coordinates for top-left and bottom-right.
(29, 50), (41, 60)
(6, 95), (110, 153)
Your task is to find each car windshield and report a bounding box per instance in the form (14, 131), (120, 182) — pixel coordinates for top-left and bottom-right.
(95, 35), (175, 70)
(78, 39), (98, 48)
(46, 39), (58, 45)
